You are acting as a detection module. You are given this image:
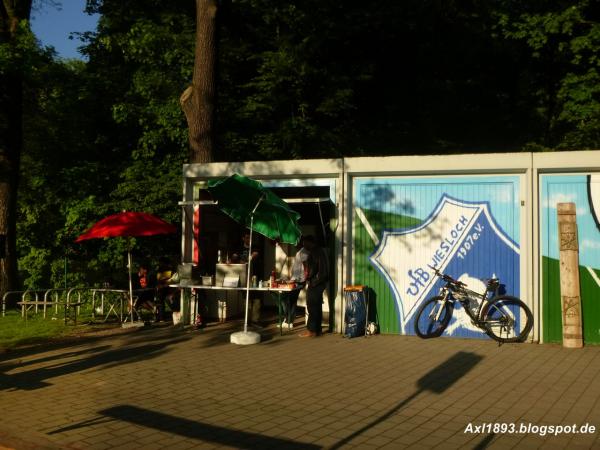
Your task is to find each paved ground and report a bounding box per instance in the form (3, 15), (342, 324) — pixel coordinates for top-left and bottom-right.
(0, 321), (599, 450)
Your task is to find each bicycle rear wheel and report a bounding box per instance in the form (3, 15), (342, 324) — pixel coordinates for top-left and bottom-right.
(414, 296), (454, 339)
(482, 296), (533, 343)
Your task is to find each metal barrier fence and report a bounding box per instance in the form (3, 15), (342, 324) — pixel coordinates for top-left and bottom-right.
(90, 289), (131, 322)
(1, 291), (26, 317)
(44, 289), (69, 317)
(1, 288), (138, 324)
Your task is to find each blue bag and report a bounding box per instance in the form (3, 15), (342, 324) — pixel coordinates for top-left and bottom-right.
(344, 290), (367, 338)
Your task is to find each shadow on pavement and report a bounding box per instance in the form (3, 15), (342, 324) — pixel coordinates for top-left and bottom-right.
(47, 416), (115, 435)
(416, 350), (483, 393)
(0, 323), (180, 363)
(473, 432), (496, 449)
(0, 344), (113, 372)
(330, 351), (484, 449)
(0, 334), (191, 391)
(88, 404), (321, 449)
(193, 321), (288, 348)
(0, 332), (118, 363)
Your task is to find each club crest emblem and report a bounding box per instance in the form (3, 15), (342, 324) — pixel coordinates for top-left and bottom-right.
(370, 195), (520, 335)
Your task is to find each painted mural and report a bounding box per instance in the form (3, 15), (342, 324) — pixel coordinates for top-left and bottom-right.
(541, 174), (600, 344)
(353, 176), (521, 338)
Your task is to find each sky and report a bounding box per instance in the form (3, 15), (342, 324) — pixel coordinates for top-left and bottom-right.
(30, 0), (99, 59)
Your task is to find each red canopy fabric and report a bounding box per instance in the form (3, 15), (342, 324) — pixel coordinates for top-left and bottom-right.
(75, 212), (176, 242)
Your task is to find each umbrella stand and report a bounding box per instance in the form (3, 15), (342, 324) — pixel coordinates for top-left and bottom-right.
(243, 213), (252, 333)
(128, 238), (134, 324)
(123, 238), (143, 328)
(74, 211), (176, 329)
(243, 195), (261, 333)
(231, 194), (264, 345)
(206, 174), (301, 345)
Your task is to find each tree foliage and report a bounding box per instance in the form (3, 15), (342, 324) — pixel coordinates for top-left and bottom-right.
(12, 0), (600, 288)
(1, 0), (35, 297)
(496, 0), (600, 149)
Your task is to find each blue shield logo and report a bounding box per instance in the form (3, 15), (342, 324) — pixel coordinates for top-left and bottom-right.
(370, 195), (520, 337)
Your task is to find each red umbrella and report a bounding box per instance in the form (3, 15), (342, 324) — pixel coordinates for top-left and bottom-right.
(75, 212), (176, 242)
(76, 212), (177, 325)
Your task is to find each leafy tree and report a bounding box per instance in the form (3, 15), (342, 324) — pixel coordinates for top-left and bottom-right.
(18, 47), (117, 288)
(16, 1), (187, 290)
(180, 0), (218, 163)
(12, 0), (600, 292)
(215, 0), (538, 158)
(496, 0), (600, 149)
(82, 0), (191, 221)
(0, 0), (34, 296)
(217, 1), (361, 160)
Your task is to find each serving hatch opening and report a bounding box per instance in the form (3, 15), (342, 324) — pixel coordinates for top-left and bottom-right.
(182, 180), (337, 326)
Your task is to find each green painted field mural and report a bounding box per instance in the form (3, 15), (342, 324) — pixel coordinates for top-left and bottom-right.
(541, 175), (600, 344)
(543, 257), (600, 343)
(353, 208), (421, 334)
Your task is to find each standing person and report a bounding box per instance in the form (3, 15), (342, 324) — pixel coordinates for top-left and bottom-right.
(232, 231), (260, 266)
(299, 235), (328, 337)
(279, 242), (308, 328)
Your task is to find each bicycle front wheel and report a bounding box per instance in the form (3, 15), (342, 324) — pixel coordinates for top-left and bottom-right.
(414, 296), (454, 339)
(482, 296), (533, 343)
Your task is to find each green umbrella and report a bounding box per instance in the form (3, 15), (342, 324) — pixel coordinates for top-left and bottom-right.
(208, 174), (301, 342)
(208, 173), (301, 245)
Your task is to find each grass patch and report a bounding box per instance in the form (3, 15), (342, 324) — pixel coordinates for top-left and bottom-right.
(0, 296), (179, 350)
(0, 307), (123, 350)
(0, 310), (74, 349)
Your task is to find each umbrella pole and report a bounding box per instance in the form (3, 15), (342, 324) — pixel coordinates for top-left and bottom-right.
(128, 239), (134, 323)
(244, 219), (252, 333)
(244, 194), (264, 333)
(64, 251), (68, 291)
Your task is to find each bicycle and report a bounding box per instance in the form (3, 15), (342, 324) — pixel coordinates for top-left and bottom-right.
(414, 265), (533, 343)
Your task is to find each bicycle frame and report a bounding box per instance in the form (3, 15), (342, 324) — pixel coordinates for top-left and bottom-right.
(418, 265), (531, 342)
(437, 282), (494, 326)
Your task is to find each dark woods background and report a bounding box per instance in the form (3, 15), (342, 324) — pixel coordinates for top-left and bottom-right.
(5, 0), (600, 288)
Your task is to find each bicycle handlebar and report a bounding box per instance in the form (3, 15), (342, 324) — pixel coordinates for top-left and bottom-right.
(427, 265), (466, 288)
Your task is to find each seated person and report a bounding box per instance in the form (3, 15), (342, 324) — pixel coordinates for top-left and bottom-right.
(156, 257), (179, 321)
(133, 263), (156, 311)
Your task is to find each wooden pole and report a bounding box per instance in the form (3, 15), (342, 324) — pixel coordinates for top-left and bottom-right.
(557, 202), (583, 348)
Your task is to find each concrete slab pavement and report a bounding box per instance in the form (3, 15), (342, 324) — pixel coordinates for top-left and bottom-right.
(0, 322), (599, 449)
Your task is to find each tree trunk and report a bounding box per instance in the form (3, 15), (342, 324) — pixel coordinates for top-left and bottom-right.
(180, 0), (218, 163)
(0, 69), (22, 294)
(0, 0), (32, 298)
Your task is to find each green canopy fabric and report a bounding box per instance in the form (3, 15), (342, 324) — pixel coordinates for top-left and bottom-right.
(208, 173), (301, 245)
